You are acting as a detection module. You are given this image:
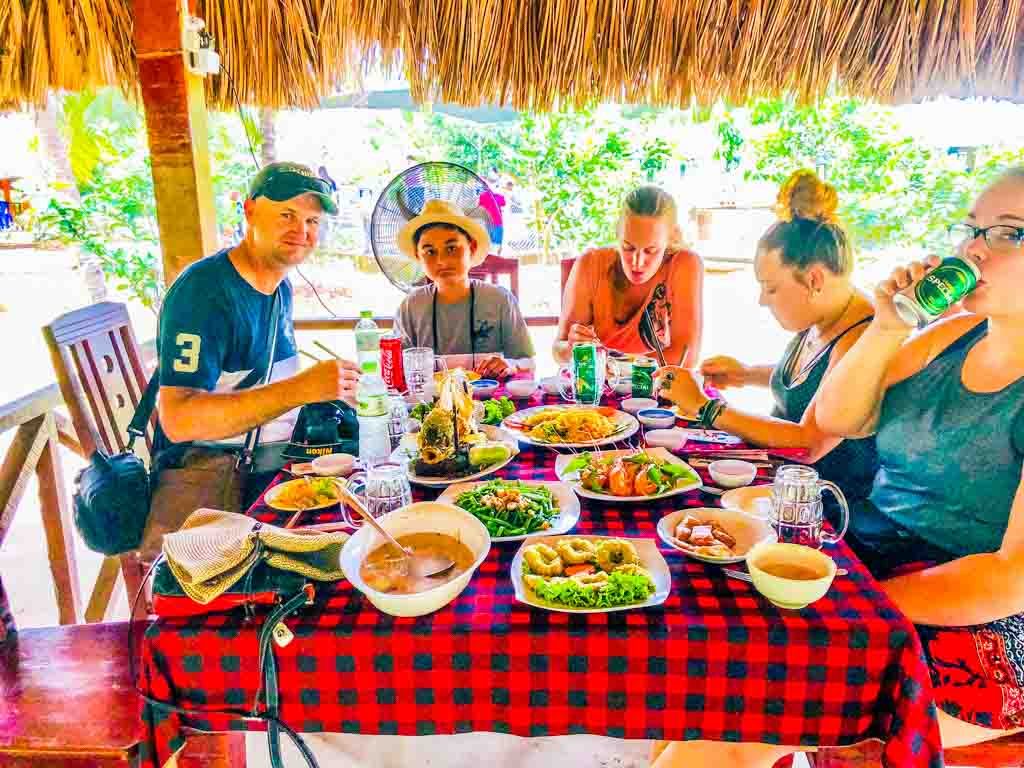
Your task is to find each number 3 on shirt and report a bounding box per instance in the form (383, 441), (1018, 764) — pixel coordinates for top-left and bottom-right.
(173, 333), (201, 374)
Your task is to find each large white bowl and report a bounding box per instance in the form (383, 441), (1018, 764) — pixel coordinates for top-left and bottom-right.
(339, 502), (491, 617)
(746, 541), (836, 610)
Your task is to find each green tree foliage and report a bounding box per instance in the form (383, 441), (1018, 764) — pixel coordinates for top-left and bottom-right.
(740, 97), (1024, 254)
(424, 108), (673, 257)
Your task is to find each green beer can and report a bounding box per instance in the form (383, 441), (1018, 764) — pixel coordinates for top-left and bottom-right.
(893, 255), (981, 328)
(571, 342), (601, 404)
(631, 357), (657, 398)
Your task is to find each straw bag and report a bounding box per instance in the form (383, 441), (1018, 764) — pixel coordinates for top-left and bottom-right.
(144, 509), (349, 768)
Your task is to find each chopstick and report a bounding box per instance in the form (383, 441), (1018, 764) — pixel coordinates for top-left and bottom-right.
(300, 349), (323, 363)
(314, 340), (341, 359)
(643, 304), (668, 368)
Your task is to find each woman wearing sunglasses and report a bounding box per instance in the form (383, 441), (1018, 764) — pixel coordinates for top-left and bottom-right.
(652, 168), (1024, 766)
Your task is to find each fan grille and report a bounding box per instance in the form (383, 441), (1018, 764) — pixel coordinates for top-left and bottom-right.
(369, 162), (503, 293)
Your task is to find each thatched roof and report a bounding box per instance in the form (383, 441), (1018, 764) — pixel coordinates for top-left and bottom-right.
(2, 0), (1023, 111)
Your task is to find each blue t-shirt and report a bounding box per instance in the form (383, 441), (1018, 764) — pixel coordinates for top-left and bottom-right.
(156, 249), (300, 446)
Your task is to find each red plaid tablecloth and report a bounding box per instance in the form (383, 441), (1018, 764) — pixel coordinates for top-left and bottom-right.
(139, 397), (943, 768)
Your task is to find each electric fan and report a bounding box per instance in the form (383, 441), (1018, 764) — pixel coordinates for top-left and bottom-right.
(368, 162), (503, 292)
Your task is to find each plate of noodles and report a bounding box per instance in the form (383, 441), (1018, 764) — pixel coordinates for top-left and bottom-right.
(501, 405), (639, 449)
(264, 477), (341, 512)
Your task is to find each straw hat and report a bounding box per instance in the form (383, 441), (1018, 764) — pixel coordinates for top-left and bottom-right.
(162, 508), (348, 604)
(397, 199), (491, 266)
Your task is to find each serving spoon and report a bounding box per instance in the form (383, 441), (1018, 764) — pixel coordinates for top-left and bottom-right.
(336, 481), (455, 579)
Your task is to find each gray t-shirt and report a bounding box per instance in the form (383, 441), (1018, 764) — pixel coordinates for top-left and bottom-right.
(394, 280), (535, 359)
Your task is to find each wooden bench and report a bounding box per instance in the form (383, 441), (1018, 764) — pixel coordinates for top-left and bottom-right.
(0, 621), (243, 767)
(808, 734), (1024, 767)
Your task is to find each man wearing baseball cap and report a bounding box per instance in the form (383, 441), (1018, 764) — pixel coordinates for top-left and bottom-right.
(151, 162), (359, 519)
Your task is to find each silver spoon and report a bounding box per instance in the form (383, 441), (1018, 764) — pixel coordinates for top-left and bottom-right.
(336, 481), (455, 579)
(724, 567), (849, 583)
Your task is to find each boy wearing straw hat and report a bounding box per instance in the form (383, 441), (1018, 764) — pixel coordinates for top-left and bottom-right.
(393, 200), (534, 379)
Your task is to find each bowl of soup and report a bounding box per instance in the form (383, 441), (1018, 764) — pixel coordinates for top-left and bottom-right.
(339, 501), (490, 617)
(745, 541), (836, 610)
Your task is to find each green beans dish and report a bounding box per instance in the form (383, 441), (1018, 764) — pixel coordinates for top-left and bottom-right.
(453, 480), (559, 538)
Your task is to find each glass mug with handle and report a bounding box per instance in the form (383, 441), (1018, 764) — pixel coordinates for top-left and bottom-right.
(769, 465), (849, 548)
(341, 459), (412, 527)
(557, 342), (629, 405)
(402, 347), (448, 401)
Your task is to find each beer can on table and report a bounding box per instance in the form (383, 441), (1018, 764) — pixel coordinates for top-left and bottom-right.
(631, 357), (657, 398)
(893, 255), (981, 328)
(572, 342), (601, 404)
(379, 335), (407, 392)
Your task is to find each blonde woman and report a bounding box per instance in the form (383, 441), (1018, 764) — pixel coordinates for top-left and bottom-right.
(554, 186), (703, 366)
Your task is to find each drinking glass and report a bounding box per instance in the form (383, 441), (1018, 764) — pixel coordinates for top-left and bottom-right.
(342, 459), (412, 527)
(403, 347), (447, 401)
(769, 465), (849, 548)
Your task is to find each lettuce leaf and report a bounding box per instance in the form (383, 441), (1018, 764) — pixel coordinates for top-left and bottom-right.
(527, 570), (656, 608)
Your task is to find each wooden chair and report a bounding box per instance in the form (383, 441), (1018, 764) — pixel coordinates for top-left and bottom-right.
(0, 621), (244, 767)
(808, 733), (1024, 767)
(470, 253), (520, 298)
(43, 302), (155, 621)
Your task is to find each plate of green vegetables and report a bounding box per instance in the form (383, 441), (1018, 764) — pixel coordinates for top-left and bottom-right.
(437, 479), (580, 541)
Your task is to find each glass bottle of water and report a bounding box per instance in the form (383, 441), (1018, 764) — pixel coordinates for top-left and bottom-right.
(356, 372), (391, 465)
(355, 311), (380, 373)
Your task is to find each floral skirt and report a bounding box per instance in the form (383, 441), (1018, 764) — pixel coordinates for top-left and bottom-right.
(917, 613), (1024, 730)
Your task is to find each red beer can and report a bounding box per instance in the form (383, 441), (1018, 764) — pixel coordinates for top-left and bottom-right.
(379, 334), (406, 392)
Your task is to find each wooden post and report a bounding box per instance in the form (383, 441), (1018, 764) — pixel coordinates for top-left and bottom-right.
(35, 414), (81, 625)
(134, 0), (219, 287)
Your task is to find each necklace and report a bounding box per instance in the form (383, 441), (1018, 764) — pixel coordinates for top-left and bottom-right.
(786, 291), (857, 383)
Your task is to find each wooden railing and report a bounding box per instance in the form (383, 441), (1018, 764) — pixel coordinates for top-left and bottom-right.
(0, 383), (87, 626)
(294, 314), (560, 331)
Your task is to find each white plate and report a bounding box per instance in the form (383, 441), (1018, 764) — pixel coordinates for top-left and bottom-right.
(720, 485), (774, 518)
(264, 477), (342, 512)
(501, 404), (639, 449)
(400, 424), (520, 488)
(657, 507), (776, 565)
(554, 446), (701, 503)
(511, 534), (671, 613)
(436, 480), (581, 541)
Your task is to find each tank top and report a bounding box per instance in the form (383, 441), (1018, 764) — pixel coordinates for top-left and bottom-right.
(770, 317), (879, 504)
(573, 247), (698, 356)
(870, 321), (1024, 559)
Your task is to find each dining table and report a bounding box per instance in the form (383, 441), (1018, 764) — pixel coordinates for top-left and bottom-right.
(138, 390), (944, 768)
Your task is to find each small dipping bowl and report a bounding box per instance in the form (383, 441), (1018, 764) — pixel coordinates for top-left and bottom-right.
(504, 379), (539, 399)
(637, 408), (677, 429)
(311, 453), (357, 477)
(621, 397), (658, 415)
(540, 376), (563, 396)
(746, 541), (836, 610)
(644, 428), (688, 451)
(472, 379), (500, 398)
(708, 459), (757, 488)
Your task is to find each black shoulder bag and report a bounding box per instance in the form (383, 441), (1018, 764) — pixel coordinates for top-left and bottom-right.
(73, 288), (282, 556)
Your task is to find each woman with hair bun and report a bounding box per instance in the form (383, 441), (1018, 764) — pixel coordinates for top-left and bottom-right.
(657, 170), (878, 509)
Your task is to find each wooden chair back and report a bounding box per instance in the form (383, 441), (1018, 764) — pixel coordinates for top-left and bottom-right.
(470, 253), (520, 298)
(43, 302), (154, 463)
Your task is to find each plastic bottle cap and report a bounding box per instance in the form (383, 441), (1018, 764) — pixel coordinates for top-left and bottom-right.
(360, 310), (373, 318)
